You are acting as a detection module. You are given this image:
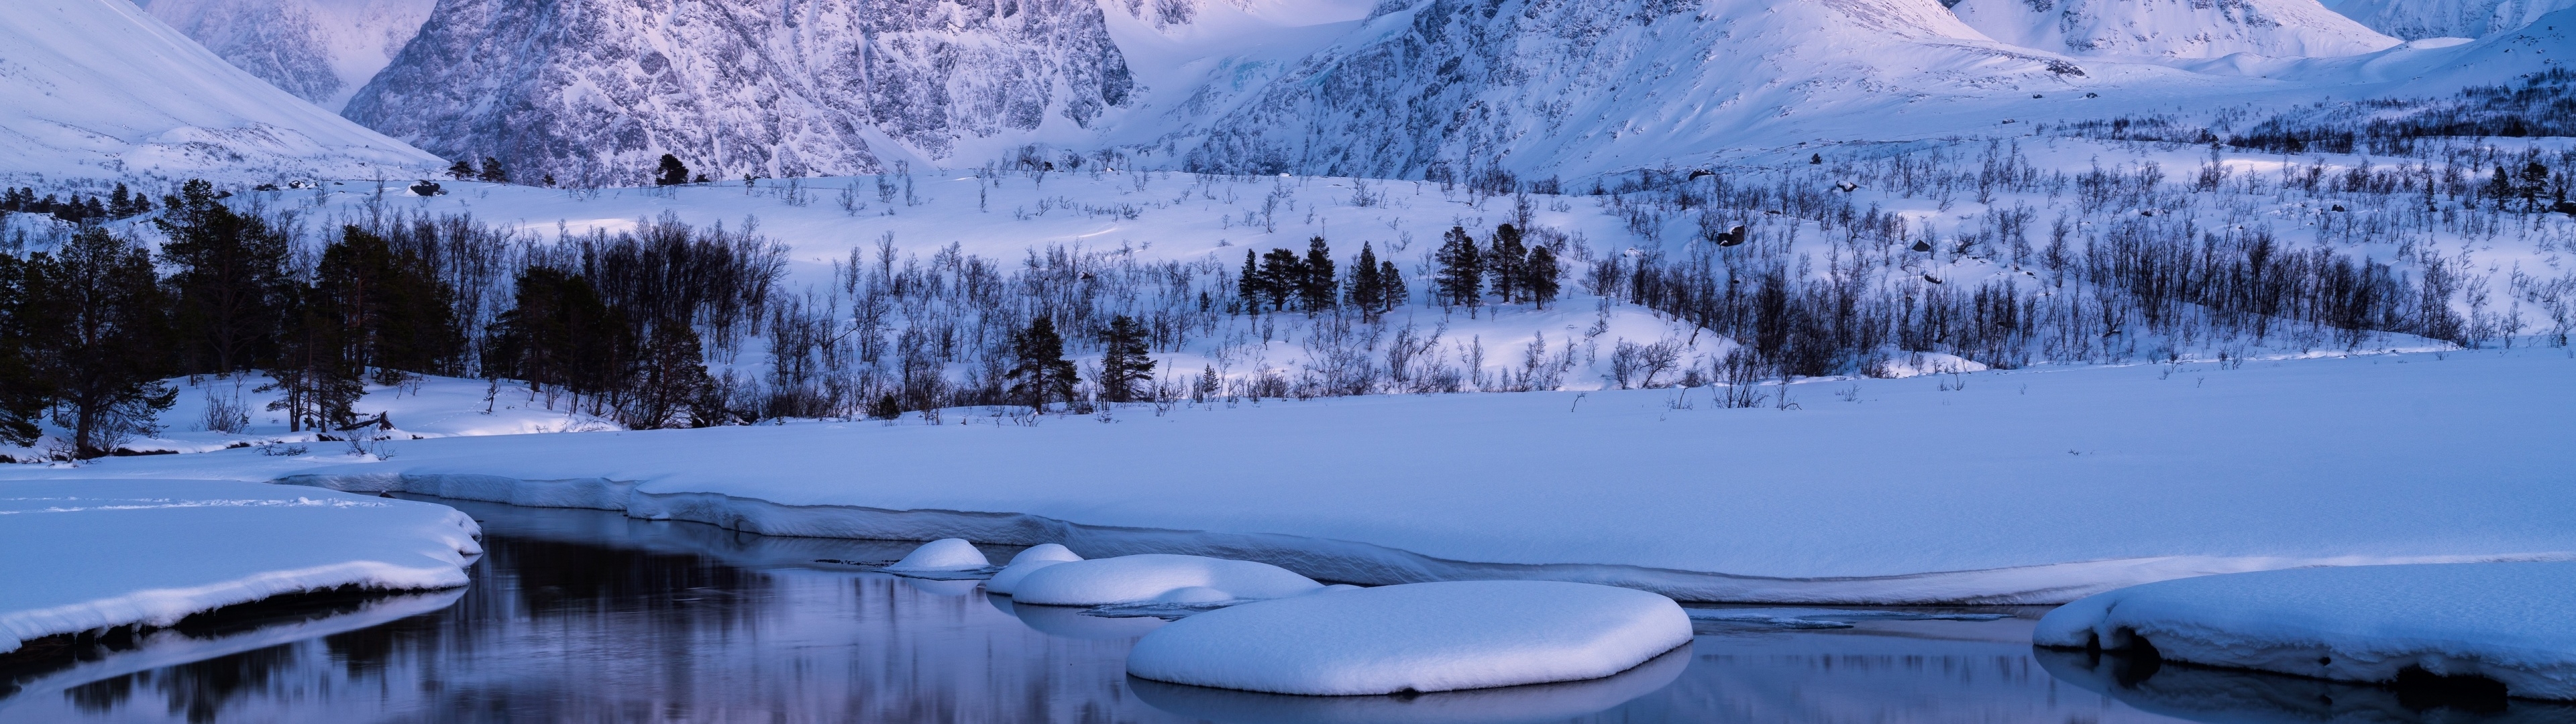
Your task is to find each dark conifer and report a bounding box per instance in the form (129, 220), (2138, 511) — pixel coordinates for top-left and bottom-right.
(1005, 317), (1077, 410)
(449, 159), (476, 180)
(1239, 249), (1266, 313)
(1346, 241), (1385, 316)
(1487, 223), (1527, 302)
(25, 227), (175, 456)
(1434, 225), (1483, 310)
(156, 179), (290, 373)
(478, 157), (509, 184)
(0, 253), (51, 446)
(1097, 314), (1155, 403)
(1259, 247), (1304, 311)
(1525, 244), (1562, 310)
(1299, 237), (1336, 313)
(657, 155), (691, 186)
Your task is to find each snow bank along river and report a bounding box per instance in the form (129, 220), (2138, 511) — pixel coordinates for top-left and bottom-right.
(30, 349), (2565, 605)
(21, 497), (2569, 723)
(0, 479), (480, 656)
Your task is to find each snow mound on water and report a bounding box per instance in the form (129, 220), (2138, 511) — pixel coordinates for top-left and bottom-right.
(2035, 562), (2576, 701)
(1008, 554), (1321, 606)
(1126, 581), (1693, 695)
(882, 538), (990, 572)
(983, 543), (1083, 595)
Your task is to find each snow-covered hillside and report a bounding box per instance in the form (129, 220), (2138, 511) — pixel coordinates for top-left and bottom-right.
(1953, 0), (2400, 59)
(0, 0), (441, 184)
(141, 0), (437, 111)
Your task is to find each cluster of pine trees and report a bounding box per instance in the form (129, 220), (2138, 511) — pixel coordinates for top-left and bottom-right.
(1431, 223), (1562, 312)
(0, 182), (784, 458)
(1, 184), (154, 227)
(1235, 237), (1407, 317)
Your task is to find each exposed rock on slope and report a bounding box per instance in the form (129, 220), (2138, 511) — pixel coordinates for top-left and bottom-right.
(141, 0), (437, 111)
(2329, 0), (2576, 40)
(344, 0), (1138, 186)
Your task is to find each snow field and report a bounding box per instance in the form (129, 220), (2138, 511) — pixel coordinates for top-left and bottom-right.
(983, 543), (1083, 595)
(1125, 580), (1693, 695)
(1008, 554), (1323, 606)
(0, 479), (481, 654)
(2035, 561), (2576, 700)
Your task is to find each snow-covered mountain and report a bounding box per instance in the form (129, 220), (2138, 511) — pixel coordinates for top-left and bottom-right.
(140, 0), (437, 111)
(2328, 0), (2576, 40)
(1171, 0), (2103, 178)
(0, 0), (441, 184)
(343, 0), (1140, 186)
(1950, 0), (2400, 58)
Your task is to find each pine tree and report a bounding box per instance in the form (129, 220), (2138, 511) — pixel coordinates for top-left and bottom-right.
(1525, 244), (1562, 310)
(1378, 259), (1405, 310)
(1487, 223), (1527, 303)
(1238, 249), (1267, 313)
(1260, 247), (1305, 312)
(1346, 241), (1385, 316)
(657, 154), (691, 186)
(449, 159), (476, 180)
(315, 227), (464, 383)
(263, 281), (364, 432)
(1005, 317), (1077, 410)
(1195, 363), (1219, 402)
(1298, 237), (1336, 313)
(1097, 314), (1155, 403)
(25, 227), (175, 456)
(156, 180), (290, 374)
(478, 157), (509, 184)
(1434, 225), (1483, 310)
(0, 253), (52, 446)
(490, 267), (631, 408)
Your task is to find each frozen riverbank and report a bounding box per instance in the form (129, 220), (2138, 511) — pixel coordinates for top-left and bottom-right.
(10, 349), (2573, 603)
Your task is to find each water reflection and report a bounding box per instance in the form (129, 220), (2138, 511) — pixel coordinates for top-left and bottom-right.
(1, 497), (2485, 723)
(2037, 646), (2576, 723)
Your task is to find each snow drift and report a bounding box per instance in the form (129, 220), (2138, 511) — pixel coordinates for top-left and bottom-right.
(0, 479), (480, 655)
(2035, 562), (2576, 701)
(983, 543), (1083, 595)
(0, 0), (441, 184)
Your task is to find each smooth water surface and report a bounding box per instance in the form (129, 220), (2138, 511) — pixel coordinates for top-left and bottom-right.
(3, 497), (2555, 723)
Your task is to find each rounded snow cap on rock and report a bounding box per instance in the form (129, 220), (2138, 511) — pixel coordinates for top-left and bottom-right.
(1130, 645), (1690, 723)
(1125, 580), (1692, 696)
(1008, 554), (1322, 606)
(985, 544), (1086, 595)
(884, 538), (989, 572)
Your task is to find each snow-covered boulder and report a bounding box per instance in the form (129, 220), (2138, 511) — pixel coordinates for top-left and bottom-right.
(2035, 562), (2576, 701)
(982, 543), (1083, 595)
(1126, 581), (1693, 695)
(881, 538), (990, 572)
(1007, 554), (1322, 606)
(0, 479), (480, 654)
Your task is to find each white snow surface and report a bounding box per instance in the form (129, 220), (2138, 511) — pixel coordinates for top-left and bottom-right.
(0, 479), (481, 654)
(883, 538), (991, 572)
(1008, 554), (1324, 606)
(15, 347), (2573, 605)
(983, 543), (1084, 595)
(0, 0), (441, 184)
(1126, 646), (1690, 723)
(1126, 580), (1692, 695)
(1953, 0), (2400, 58)
(2035, 562), (2576, 701)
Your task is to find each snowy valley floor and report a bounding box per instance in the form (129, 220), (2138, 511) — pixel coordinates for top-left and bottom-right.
(3, 347), (2569, 605)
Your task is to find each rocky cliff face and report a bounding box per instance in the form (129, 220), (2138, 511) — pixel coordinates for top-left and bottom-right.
(141, 0), (436, 111)
(341, 0), (1136, 186)
(2328, 0), (2576, 40)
